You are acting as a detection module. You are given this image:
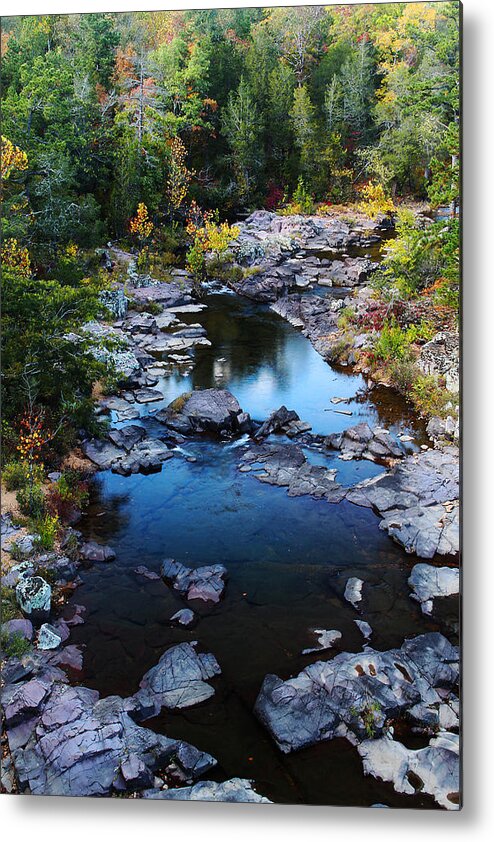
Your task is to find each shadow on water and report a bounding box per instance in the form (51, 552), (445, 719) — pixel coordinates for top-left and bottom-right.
(72, 288), (455, 807)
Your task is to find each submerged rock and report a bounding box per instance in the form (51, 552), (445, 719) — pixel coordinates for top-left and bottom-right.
(161, 558), (227, 603)
(302, 629), (342, 655)
(79, 541), (116, 563)
(142, 778), (272, 803)
(408, 563), (460, 615)
(240, 442), (345, 503)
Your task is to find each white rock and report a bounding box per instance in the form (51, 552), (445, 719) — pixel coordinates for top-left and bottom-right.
(344, 577), (363, 609)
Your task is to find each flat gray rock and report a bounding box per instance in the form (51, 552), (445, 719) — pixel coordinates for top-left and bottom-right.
(133, 388), (164, 403)
(358, 732), (460, 810)
(11, 683), (216, 796)
(142, 778), (272, 803)
(408, 563), (460, 614)
(131, 642), (221, 715)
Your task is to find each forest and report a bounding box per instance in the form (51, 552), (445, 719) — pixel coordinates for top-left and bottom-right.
(1, 3), (460, 445)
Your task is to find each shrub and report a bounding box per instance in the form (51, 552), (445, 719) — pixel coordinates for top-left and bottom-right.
(337, 307), (356, 331)
(1, 630), (32, 659)
(34, 513), (60, 550)
(388, 357), (417, 392)
(373, 321), (410, 362)
(265, 182), (284, 210)
(16, 483), (46, 518)
(411, 374), (450, 418)
(46, 470), (89, 523)
(281, 178), (315, 215)
(357, 182), (395, 219)
(1, 586), (20, 622)
(2, 460), (44, 491)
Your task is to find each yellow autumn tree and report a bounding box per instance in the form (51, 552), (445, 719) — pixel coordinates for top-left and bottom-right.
(129, 203), (154, 242)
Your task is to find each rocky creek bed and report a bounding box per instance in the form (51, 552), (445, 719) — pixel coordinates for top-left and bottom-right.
(1, 210), (459, 806)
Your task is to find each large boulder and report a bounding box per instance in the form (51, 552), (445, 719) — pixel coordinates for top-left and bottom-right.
(161, 389), (252, 437)
(11, 683), (216, 796)
(254, 633), (458, 754)
(130, 642), (221, 717)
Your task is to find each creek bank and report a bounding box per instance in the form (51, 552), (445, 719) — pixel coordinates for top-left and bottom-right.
(0, 517), (223, 798)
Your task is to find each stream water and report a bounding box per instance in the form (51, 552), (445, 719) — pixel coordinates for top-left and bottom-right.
(70, 289), (457, 807)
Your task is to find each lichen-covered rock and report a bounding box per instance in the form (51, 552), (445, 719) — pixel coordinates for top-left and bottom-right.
(37, 623), (63, 650)
(419, 331), (459, 393)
